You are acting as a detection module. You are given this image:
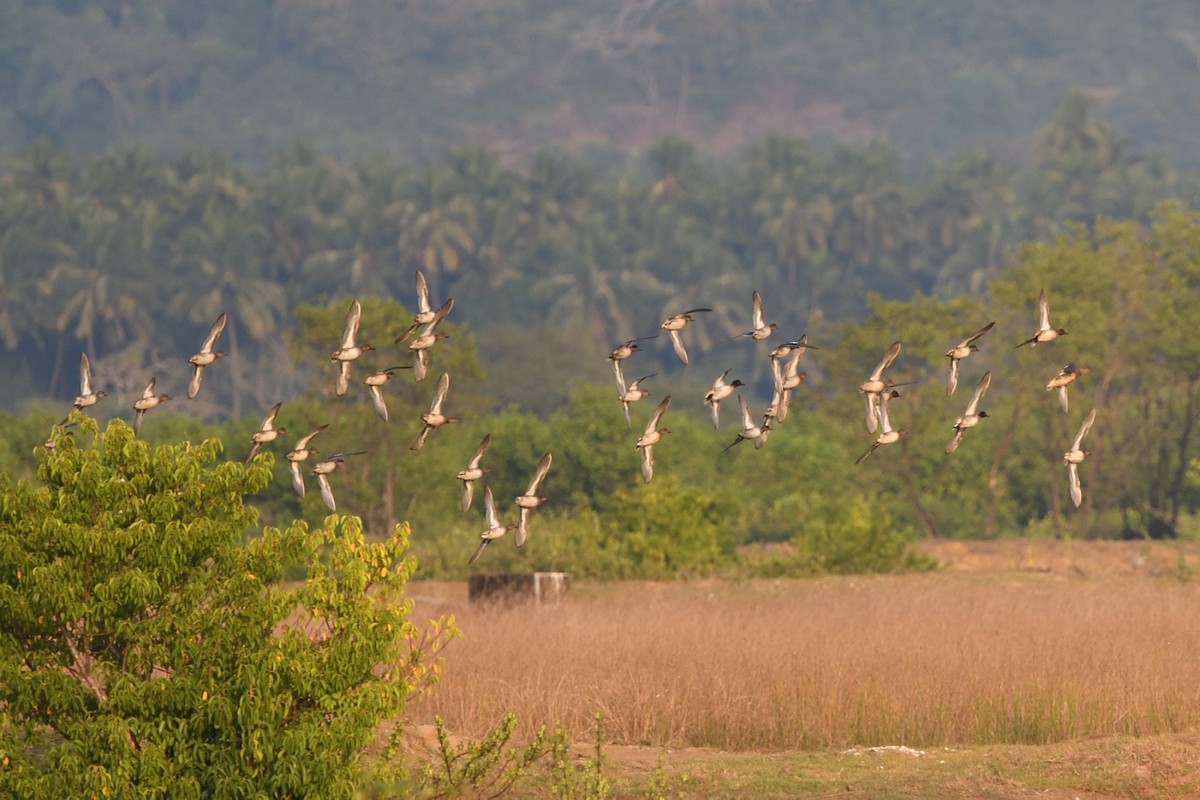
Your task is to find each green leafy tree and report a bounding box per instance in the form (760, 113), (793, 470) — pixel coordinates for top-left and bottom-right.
(0, 416), (457, 797)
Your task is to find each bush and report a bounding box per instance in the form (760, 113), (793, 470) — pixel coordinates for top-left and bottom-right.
(0, 416), (457, 798)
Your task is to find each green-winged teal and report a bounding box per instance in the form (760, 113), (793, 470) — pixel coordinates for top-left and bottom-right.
(286, 424), (329, 497)
(187, 312), (227, 399)
(856, 390), (906, 464)
(469, 485), (516, 564)
(661, 307), (711, 365)
(132, 377), (169, 434)
(704, 369), (744, 429)
(738, 290), (776, 340)
(1046, 363), (1090, 414)
(313, 450), (366, 512)
(946, 371), (992, 454)
(73, 352), (106, 413)
(411, 372), (458, 450)
(457, 433), (492, 513)
(618, 372), (656, 427)
(515, 451), (553, 547)
(1014, 289), (1067, 349)
(723, 394), (769, 453)
(636, 395), (672, 483)
(859, 341), (902, 434)
(364, 365), (410, 422)
(1064, 408), (1097, 508)
(244, 401), (286, 463)
(332, 300), (373, 396)
(945, 321), (994, 396)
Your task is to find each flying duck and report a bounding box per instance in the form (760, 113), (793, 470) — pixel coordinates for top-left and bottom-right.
(946, 372), (992, 454)
(1013, 289), (1067, 349)
(456, 434), (492, 513)
(514, 452), (553, 547)
(187, 312), (227, 399)
(660, 307), (711, 365)
(1064, 408), (1097, 508)
(945, 321), (995, 396)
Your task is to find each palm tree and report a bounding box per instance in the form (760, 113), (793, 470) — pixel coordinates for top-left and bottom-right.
(397, 164), (476, 303)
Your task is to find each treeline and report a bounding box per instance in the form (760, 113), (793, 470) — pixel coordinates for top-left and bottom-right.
(8, 2), (1200, 172)
(0, 94), (1192, 418)
(9, 204), (1200, 581)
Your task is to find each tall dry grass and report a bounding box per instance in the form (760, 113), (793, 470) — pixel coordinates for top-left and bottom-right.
(406, 574), (1200, 750)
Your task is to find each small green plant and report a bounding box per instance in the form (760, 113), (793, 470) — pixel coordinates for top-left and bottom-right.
(370, 713), (562, 799)
(551, 711), (610, 800)
(641, 751), (691, 800)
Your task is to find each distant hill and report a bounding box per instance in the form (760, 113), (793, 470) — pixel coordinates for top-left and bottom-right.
(5, 1), (1200, 170)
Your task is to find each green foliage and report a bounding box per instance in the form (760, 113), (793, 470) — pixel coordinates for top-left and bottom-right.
(369, 713), (561, 800)
(551, 712), (610, 800)
(0, 415), (458, 798)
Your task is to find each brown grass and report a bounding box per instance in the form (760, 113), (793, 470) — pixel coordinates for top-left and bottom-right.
(406, 566), (1200, 752)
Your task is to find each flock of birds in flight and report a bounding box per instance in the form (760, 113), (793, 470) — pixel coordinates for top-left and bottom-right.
(608, 286), (1096, 508)
(56, 275), (1096, 567)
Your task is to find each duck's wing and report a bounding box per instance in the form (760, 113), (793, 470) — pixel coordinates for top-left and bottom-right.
(460, 479), (475, 513)
(946, 427), (965, 455)
(428, 372), (450, 415)
(646, 395), (671, 432)
(775, 385), (792, 423)
(336, 360), (351, 396)
(1038, 289), (1051, 330)
(612, 358), (627, 396)
(668, 329), (689, 365)
(410, 424), (433, 451)
(295, 424), (329, 451)
(468, 538), (489, 565)
(468, 434), (491, 469)
(526, 452), (553, 494)
(738, 394), (754, 431)
(317, 472), (337, 511)
(1067, 462), (1083, 508)
(79, 353), (92, 395)
(865, 392), (880, 434)
(1073, 408), (1097, 450)
(878, 396), (894, 435)
(187, 364), (205, 400)
(640, 442), (655, 483)
(289, 460), (306, 497)
(960, 320), (996, 347)
(413, 348), (428, 382)
(243, 442), (261, 464)
(622, 400), (632, 427)
(415, 269), (431, 315)
(709, 396), (721, 430)
(869, 341), (902, 381)
(341, 299), (362, 349)
(428, 297), (455, 329)
(751, 290), (765, 329)
(133, 408), (145, 434)
(965, 372), (992, 416)
(483, 486), (500, 529)
(141, 377), (157, 401)
(516, 508), (531, 548)
(946, 357), (960, 397)
(855, 442), (879, 465)
(1056, 386), (1069, 414)
(200, 313), (227, 352)
(261, 402), (282, 432)
(368, 384), (389, 421)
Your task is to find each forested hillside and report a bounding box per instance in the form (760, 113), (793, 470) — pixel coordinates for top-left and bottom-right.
(5, 1), (1200, 170)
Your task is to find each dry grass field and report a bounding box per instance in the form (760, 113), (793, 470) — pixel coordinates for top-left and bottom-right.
(399, 539), (1200, 798)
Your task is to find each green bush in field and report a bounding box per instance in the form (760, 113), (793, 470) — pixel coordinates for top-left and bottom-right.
(0, 416), (457, 798)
